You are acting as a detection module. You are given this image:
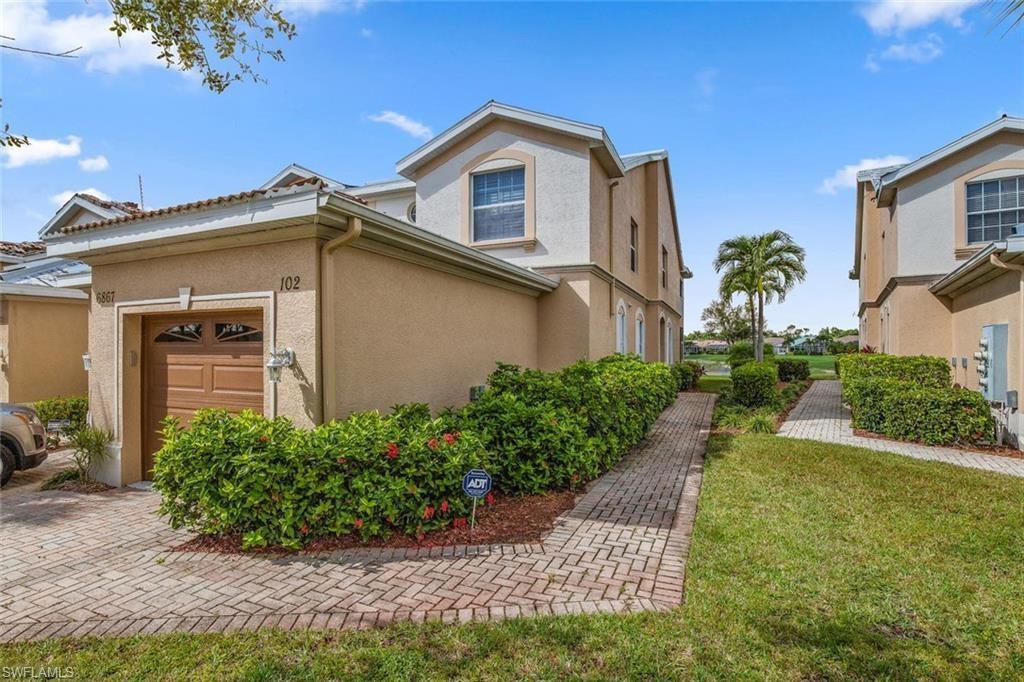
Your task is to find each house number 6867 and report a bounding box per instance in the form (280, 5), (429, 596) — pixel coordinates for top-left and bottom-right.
(279, 275), (300, 291)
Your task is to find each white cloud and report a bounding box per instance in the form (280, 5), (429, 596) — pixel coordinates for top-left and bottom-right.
(1, 1), (162, 75)
(1, 135), (81, 169)
(368, 111), (433, 141)
(818, 155), (911, 194)
(78, 155), (109, 172)
(360, 28), (374, 38)
(859, 0), (981, 36)
(50, 188), (110, 207)
(866, 33), (944, 71)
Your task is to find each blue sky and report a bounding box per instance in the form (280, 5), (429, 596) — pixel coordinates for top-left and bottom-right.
(2, 0), (1022, 332)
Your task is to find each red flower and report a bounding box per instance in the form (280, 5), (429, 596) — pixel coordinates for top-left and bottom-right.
(259, 435), (269, 443)
(416, 533), (425, 543)
(299, 523), (309, 536)
(443, 433), (457, 445)
(353, 518), (364, 529)
(423, 505), (435, 520)
(453, 517), (467, 529)
(386, 516), (393, 524)
(440, 500), (449, 513)
(485, 492), (495, 505)
(336, 455), (346, 464)
(427, 438), (439, 450)
(384, 443), (399, 459)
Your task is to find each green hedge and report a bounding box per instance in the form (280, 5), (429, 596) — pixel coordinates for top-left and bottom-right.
(837, 354), (949, 387)
(32, 396), (88, 440)
(671, 360), (705, 392)
(775, 358), (810, 382)
(154, 355), (678, 549)
(839, 354), (993, 446)
(727, 341), (775, 369)
(880, 386), (994, 446)
(731, 361), (779, 408)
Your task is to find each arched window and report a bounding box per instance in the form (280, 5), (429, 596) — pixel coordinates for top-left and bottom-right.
(635, 312), (645, 359)
(615, 301), (627, 354)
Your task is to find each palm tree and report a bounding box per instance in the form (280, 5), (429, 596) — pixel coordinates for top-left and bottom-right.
(713, 231), (807, 362)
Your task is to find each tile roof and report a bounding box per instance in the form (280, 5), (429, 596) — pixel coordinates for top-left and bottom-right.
(57, 176), (359, 236)
(79, 195), (141, 215)
(0, 241), (46, 257)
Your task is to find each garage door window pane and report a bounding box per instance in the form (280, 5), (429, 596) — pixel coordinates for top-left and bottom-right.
(215, 323), (263, 343)
(472, 168), (525, 242)
(154, 323), (202, 343)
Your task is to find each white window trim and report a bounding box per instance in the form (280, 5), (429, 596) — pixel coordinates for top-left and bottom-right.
(635, 312), (645, 359)
(615, 300), (627, 354)
(965, 174), (1024, 244)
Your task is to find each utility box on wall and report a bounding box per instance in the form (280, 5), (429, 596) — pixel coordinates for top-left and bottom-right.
(976, 323), (1009, 402)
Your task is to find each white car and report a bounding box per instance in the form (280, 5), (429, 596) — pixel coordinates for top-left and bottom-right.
(1, 404), (48, 487)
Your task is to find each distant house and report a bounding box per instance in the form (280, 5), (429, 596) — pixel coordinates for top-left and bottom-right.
(834, 334), (859, 345)
(763, 336), (786, 355)
(685, 338), (729, 354)
(789, 335), (828, 355)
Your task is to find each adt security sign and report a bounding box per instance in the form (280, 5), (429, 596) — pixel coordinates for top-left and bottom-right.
(462, 468), (492, 498)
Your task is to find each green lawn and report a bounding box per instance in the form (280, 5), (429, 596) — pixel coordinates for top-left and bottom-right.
(5, 435), (1022, 679)
(697, 375), (732, 393)
(686, 353), (838, 379)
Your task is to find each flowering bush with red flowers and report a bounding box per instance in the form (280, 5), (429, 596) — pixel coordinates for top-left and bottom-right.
(153, 356), (676, 550)
(154, 408), (489, 550)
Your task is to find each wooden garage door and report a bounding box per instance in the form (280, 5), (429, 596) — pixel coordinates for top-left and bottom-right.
(143, 312), (264, 476)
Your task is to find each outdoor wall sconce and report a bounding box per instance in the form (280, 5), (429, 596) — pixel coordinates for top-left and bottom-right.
(265, 348), (295, 383)
(82, 353), (91, 372)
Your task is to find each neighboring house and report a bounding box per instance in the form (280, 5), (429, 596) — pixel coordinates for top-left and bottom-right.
(788, 335), (826, 355)
(685, 339), (729, 354)
(853, 114), (1024, 441)
(0, 241), (90, 404)
(40, 101), (691, 486)
(834, 334), (859, 346)
(763, 336), (786, 355)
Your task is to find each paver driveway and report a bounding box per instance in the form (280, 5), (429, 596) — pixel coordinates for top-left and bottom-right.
(0, 393), (714, 643)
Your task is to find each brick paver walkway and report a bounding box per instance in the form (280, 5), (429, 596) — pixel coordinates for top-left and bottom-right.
(0, 393), (714, 643)
(780, 380), (1024, 478)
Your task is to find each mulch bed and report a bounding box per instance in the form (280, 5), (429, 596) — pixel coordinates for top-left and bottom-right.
(174, 490), (579, 556)
(44, 478), (114, 493)
(851, 428), (1024, 460)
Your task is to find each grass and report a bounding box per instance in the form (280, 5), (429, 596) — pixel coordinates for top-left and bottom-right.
(685, 353), (838, 379)
(696, 375), (731, 393)
(4, 435), (1022, 679)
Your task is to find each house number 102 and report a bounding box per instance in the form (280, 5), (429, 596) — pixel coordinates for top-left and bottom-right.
(279, 275), (300, 291)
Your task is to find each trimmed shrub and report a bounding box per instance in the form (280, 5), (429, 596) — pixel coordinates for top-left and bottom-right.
(153, 356), (678, 549)
(837, 354), (949, 387)
(880, 386), (994, 446)
(33, 396), (88, 434)
(731, 361), (779, 408)
(672, 361), (703, 392)
(457, 392), (591, 494)
(775, 358), (810, 382)
(155, 409), (489, 549)
(728, 341), (775, 369)
(844, 377), (902, 432)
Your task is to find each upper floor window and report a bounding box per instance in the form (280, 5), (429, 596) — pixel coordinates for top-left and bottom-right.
(472, 167), (525, 242)
(629, 220), (639, 272)
(967, 175), (1024, 244)
(407, 201), (416, 223)
(661, 246), (668, 288)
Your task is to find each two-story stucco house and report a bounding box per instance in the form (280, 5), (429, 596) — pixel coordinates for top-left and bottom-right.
(39, 102), (690, 485)
(853, 115), (1024, 441)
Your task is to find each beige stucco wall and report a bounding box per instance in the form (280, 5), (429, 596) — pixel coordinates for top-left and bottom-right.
(950, 271), (1022, 392)
(414, 119), (592, 269)
(537, 271), (592, 371)
(884, 283), (951, 358)
(328, 246), (539, 416)
(87, 237), (321, 485)
(0, 296), (88, 404)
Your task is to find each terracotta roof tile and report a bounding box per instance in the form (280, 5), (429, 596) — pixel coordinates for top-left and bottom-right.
(0, 241), (46, 257)
(57, 176), (363, 236)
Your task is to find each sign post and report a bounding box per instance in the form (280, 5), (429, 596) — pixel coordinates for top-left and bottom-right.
(461, 468), (492, 541)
